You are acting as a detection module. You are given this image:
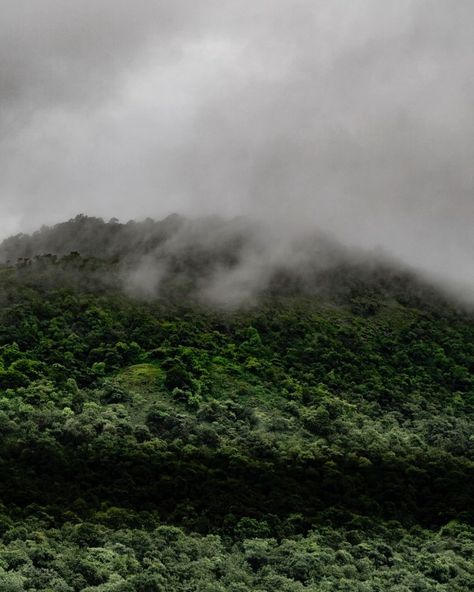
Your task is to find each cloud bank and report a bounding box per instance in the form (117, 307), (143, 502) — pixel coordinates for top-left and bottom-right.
(0, 1), (472, 290)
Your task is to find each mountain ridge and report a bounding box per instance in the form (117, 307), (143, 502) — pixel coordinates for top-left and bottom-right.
(0, 214), (459, 312)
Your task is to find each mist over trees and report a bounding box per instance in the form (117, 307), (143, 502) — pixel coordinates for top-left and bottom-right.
(0, 214), (451, 309)
(0, 214), (185, 262)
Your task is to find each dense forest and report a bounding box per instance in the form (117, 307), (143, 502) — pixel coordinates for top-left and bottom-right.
(0, 216), (472, 591)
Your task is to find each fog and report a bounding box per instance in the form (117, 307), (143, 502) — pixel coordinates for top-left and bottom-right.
(0, 1), (472, 293)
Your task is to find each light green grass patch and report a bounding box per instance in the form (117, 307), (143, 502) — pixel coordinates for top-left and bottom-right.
(115, 363), (164, 393)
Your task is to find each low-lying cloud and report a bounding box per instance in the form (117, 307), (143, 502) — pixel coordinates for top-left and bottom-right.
(0, 1), (472, 293)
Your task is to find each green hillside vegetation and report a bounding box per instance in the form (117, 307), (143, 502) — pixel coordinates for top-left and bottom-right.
(0, 217), (472, 591)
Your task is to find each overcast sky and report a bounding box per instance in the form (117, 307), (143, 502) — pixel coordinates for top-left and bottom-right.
(0, 1), (472, 287)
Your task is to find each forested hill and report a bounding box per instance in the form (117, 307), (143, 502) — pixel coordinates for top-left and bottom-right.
(0, 216), (473, 591)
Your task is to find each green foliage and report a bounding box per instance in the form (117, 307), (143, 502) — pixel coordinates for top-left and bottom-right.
(0, 252), (472, 589)
(0, 517), (472, 591)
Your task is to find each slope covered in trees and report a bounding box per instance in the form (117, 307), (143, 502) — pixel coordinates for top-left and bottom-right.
(0, 216), (472, 591)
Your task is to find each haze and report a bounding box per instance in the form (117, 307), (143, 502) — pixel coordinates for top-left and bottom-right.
(0, 1), (472, 291)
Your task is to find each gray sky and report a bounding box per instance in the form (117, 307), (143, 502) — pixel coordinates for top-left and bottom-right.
(0, 1), (472, 288)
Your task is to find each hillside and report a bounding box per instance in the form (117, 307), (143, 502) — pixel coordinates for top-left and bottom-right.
(0, 216), (472, 591)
